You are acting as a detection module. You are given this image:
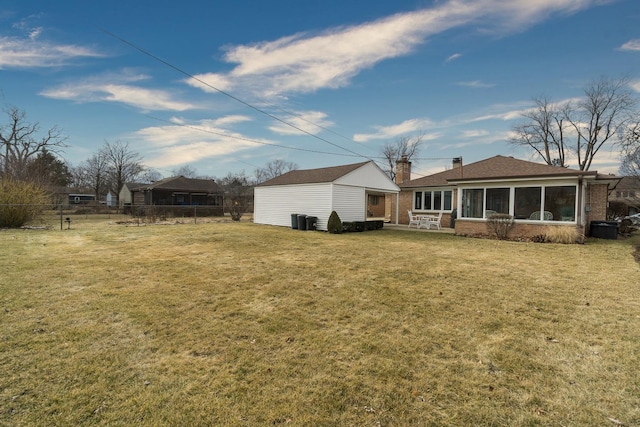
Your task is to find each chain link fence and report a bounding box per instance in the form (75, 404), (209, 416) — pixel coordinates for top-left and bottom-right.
(0, 203), (238, 229)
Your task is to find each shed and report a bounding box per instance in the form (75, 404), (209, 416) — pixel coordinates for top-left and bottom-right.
(254, 161), (400, 231)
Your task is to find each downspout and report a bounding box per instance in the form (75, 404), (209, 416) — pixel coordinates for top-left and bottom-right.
(576, 174), (584, 237)
(395, 192), (399, 225)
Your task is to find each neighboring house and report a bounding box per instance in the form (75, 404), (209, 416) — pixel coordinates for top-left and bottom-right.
(393, 155), (620, 238)
(254, 161), (400, 231)
(68, 193), (96, 205)
(119, 182), (148, 208)
(129, 176), (224, 215)
(609, 176), (640, 217)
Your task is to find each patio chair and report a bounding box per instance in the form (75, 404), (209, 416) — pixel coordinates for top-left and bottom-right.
(421, 212), (443, 230)
(529, 210), (553, 220)
(408, 210), (421, 228)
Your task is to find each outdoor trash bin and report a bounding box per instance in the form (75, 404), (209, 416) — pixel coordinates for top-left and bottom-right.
(590, 220), (618, 239)
(297, 214), (307, 230)
(306, 216), (317, 231)
(291, 213), (298, 229)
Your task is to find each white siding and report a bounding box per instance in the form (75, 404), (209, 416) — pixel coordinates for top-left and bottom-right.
(332, 185), (365, 222)
(254, 183), (332, 230)
(335, 162), (400, 193)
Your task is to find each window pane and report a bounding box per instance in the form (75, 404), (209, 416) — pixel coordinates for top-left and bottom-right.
(434, 191), (442, 211)
(443, 190), (452, 210)
(424, 191), (432, 210)
(462, 189), (484, 218)
(414, 192), (422, 210)
(515, 187), (542, 220)
(485, 188), (510, 215)
(544, 186), (576, 221)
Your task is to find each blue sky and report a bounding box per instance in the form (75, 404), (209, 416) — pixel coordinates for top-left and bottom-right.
(1, 0), (639, 179)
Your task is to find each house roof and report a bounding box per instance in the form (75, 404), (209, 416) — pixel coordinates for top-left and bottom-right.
(401, 155), (599, 188)
(134, 176), (222, 193)
(257, 161), (371, 186)
(614, 176), (640, 190)
(123, 182), (148, 190)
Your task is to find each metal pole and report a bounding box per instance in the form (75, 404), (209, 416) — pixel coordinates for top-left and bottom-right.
(60, 205), (63, 230)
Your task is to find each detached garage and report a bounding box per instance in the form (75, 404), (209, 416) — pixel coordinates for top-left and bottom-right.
(254, 161), (400, 231)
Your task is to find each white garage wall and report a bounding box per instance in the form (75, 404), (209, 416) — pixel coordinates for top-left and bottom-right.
(254, 183), (332, 230)
(332, 185), (365, 222)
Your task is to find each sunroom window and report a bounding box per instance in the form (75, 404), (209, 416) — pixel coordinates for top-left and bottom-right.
(414, 190), (453, 211)
(544, 186), (576, 221)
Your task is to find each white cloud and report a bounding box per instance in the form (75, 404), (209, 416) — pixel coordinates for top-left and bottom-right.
(619, 39), (640, 51)
(456, 80), (495, 88)
(0, 35), (104, 69)
(40, 71), (200, 111)
(185, 0), (605, 98)
(446, 53), (462, 62)
(353, 118), (436, 142)
(267, 111), (334, 136)
(132, 118), (270, 168)
(630, 80), (640, 93)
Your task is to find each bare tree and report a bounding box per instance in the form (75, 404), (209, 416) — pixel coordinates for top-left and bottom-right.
(101, 140), (144, 195)
(567, 77), (636, 171)
(619, 119), (640, 177)
(171, 164), (198, 178)
(513, 78), (636, 171)
(0, 106), (67, 180)
(510, 97), (569, 167)
(381, 133), (424, 181)
(255, 159), (298, 183)
(218, 172), (253, 221)
(79, 152), (110, 199)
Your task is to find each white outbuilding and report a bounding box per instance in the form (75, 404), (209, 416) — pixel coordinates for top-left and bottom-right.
(254, 161), (400, 231)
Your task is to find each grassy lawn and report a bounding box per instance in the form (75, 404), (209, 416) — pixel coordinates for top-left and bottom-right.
(1, 219), (639, 426)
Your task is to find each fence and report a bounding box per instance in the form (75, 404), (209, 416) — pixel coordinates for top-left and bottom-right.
(0, 203), (231, 229)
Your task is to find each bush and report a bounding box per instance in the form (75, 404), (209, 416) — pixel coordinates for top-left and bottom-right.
(0, 179), (50, 228)
(543, 226), (582, 244)
(485, 213), (514, 240)
(327, 210), (342, 234)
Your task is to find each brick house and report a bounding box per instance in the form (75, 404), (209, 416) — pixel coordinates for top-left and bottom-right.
(126, 176), (224, 216)
(609, 176), (640, 217)
(390, 155), (619, 238)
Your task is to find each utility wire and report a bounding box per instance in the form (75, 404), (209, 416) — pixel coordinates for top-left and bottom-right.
(100, 28), (372, 161)
(144, 114), (363, 157)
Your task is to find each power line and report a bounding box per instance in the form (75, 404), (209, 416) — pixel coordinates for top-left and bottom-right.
(100, 28), (373, 161)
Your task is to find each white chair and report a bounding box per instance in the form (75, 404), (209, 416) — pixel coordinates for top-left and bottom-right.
(408, 210), (421, 228)
(426, 212), (443, 230)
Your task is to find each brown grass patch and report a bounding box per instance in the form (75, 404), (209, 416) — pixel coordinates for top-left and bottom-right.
(1, 220), (640, 425)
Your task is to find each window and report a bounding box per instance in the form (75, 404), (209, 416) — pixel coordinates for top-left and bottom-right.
(414, 192), (422, 210)
(443, 191), (452, 210)
(368, 195), (380, 205)
(486, 188), (510, 214)
(544, 186), (576, 221)
(462, 189), (484, 218)
(514, 187), (541, 219)
(414, 189), (453, 211)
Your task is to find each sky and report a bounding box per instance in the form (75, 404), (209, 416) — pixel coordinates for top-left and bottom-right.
(1, 0), (639, 180)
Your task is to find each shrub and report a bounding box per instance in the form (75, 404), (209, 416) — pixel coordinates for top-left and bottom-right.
(327, 210), (342, 234)
(0, 178), (50, 228)
(543, 226), (582, 244)
(485, 213), (514, 240)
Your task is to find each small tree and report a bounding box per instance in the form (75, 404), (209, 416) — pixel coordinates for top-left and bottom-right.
(381, 133), (424, 181)
(255, 159), (298, 183)
(485, 213), (515, 240)
(327, 210), (342, 234)
(0, 178), (50, 227)
(219, 172), (253, 221)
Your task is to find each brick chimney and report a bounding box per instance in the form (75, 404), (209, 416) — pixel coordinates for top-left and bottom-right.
(452, 157), (462, 169)
(396, 155), (411, 184)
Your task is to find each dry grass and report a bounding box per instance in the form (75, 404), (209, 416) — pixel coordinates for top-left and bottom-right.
(543, 225), (583, 244)
(1, 219), (639, 426)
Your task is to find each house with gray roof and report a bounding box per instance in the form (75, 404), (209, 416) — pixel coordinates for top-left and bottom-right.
(254, 161), (400, 231)
(393, 155), (620, 238)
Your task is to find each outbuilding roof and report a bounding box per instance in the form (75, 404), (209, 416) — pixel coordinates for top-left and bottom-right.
(401, 155), (598, 188)
(134, 176), (222, 193)
(257, 161), (371, 186)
